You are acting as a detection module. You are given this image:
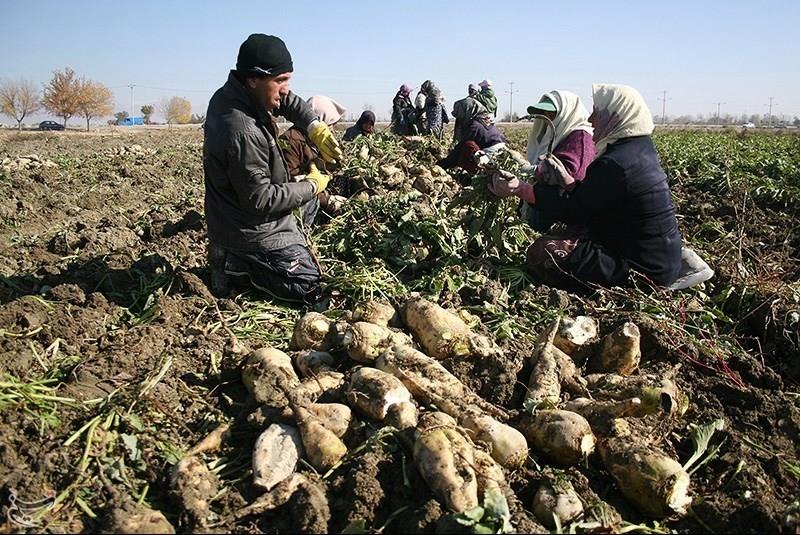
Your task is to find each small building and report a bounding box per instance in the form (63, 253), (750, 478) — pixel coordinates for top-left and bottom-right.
(118, 116), (144, 126)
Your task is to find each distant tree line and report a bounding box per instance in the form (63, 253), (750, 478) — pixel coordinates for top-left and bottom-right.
(655, 113), (799, 127)
(0, 67), (195, 130)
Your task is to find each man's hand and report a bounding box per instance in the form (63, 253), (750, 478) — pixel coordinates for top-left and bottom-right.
(307, 120), (344, 164)
(305, 162), (331, 194)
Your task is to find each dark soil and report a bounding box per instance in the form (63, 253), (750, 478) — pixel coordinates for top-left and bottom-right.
(0, 128), (797, 534)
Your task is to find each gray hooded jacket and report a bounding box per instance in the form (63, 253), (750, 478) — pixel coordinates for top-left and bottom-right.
(204, 71), (318, 252)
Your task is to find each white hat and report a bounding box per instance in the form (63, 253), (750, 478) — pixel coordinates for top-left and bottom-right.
(479, 79), (493, 89)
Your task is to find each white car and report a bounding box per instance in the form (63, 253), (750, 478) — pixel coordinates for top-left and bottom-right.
(741, 122), (756, 129)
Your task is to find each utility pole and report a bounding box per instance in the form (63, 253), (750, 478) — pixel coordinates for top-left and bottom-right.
(767, 96), (775, 127)
(128, 83), (136, 121)
(504, 81), (519, 123)
(713, 101), (725, 125)
(658, 90), (668, 125)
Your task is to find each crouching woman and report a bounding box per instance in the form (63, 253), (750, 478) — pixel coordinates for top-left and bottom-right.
(490, 84), (683, 290)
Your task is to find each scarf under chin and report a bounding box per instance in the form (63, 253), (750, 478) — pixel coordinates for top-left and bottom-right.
(526, 90), (593, 165)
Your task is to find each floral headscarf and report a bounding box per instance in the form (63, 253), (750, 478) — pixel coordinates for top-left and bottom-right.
(453, 97), (487, 122)
(421, 80), (442, 102)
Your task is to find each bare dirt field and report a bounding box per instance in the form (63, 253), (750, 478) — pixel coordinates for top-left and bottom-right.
(0, 127), (797, 533)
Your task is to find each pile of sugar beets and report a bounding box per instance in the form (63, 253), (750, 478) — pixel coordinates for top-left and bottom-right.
(169, 296), (692, 532)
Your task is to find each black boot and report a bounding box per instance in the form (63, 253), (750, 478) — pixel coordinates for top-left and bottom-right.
(207, 242), (230, 297)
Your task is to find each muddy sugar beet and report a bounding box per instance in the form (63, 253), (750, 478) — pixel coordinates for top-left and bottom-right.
(553, 315), (598, 355)
(532, 479), (584, 528)
(401, 296), (500, 359)
(593, 322), (641, 375)
(110, 501), (175, 534)
(292, 312), (333, 350)
(352, 300), (399, 327)
(170, 455), (218, 529)
(373, 342), (525, 466)
(584, 373), (687, 416)
(413, 412), (479, 513)
(345, 367), (417, 428)
(460, 408), (528, 469)
(293, 350), (337, 377)
(252, 423), (303, 491)
(291, 403), (348, 472)
(563, 397), (646, 432)
(520, 409), (596, 466)
(473, 448), (513, 521)
(306, 403), (352, 438)
(473, 448), (506, 496)
(294, 370), (345, 402)
(376, 344), (506, 418)
(600, 435), (692, 518)
(341, 321), (412, 363)
(242, 347), (299, 407)
(524, 320), (563, 410)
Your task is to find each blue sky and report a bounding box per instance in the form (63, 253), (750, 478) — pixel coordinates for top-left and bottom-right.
(2, 0), (799, 123)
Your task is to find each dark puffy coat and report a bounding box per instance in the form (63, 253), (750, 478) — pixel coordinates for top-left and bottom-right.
(204, 72), (318, 252)
(533, 135), (682, 285)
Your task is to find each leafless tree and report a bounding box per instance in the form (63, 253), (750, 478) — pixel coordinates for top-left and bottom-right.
(0, 78), (42, 130)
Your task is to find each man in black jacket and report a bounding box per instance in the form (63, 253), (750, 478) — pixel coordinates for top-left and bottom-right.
(204, 34), (343, 302)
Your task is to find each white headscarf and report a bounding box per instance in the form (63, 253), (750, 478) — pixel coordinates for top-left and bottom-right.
(307, 95), (346, 126)
(526, 90), (593, 165)
(591, 83), (654, 156)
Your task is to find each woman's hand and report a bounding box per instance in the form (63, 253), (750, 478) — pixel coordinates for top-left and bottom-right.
(488, 171), (536, 204)
(487, 170), (520, 198)
(538, 154), (576, 189)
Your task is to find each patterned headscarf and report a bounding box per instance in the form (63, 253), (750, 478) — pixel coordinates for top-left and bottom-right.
(307, 95), (346, 126)
(421, 80), (441, 99)
(399, 84), (412, 97)
(590, 83), (654, 156)
(453, 97), (488, 123)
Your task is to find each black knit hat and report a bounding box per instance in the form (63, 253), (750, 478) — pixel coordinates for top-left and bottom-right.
(236, 34), (293, 77)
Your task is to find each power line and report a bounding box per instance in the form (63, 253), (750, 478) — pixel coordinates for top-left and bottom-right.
(767, 96), (775, 127)
(135, 85), (214, 93)
(505, 81), (519, 122)
(713, 101), (725, 124)
(128, 83), (136, 116)
(658, 90), (669, 124)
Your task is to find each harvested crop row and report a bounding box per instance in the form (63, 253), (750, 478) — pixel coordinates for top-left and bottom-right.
(228, 299), (696, 530)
